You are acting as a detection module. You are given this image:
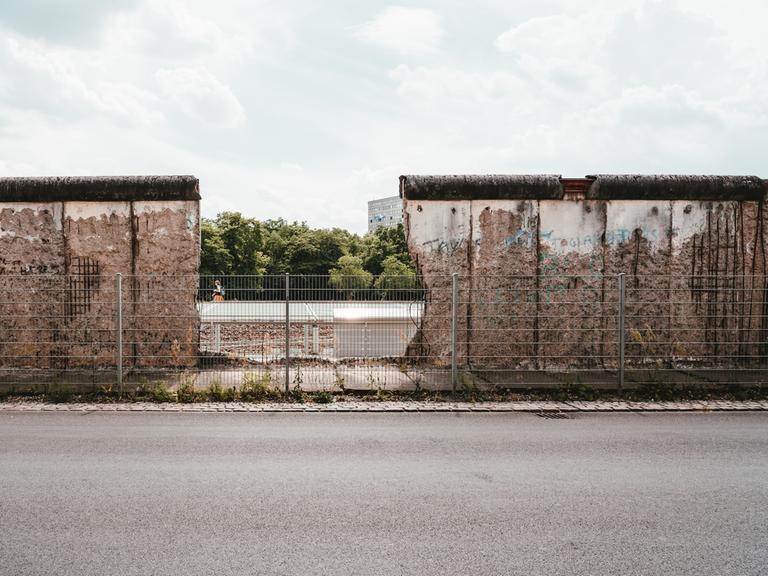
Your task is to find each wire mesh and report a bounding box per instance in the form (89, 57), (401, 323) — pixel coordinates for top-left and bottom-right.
(1, 273), (767, 394)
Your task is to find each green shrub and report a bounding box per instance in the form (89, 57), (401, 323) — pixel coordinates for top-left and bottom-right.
(176, 379), (198, 403)
(206, 381), (237, 402)
(103, 381), (131, 400)
(288, 383), (305, 403)
(314, 391), (334, 404)
(240, 372), (281, 401)
(152, 382), (175, 403)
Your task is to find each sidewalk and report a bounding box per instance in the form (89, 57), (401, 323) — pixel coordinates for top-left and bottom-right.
(1, 400), (767, 413)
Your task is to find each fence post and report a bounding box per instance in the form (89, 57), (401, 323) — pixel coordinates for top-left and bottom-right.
(451, 272), (458, 392)
(618, 272), (626, 392)
(214, 324), (221, 354)
(116, 273), (123, 398)
(285, 272), (290, 393)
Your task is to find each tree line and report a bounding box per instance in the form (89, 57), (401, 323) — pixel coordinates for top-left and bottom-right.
(200, 213), (419, 300)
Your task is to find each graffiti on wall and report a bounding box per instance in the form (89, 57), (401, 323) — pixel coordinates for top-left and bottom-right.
(421, 237), (466, 256)
(502, 226), (662, 254)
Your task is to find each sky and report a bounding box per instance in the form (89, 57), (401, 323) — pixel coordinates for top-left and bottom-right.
(0, 0), (766, 234)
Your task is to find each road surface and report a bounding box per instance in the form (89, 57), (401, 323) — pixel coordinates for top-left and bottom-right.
(1, 412), (766, 575)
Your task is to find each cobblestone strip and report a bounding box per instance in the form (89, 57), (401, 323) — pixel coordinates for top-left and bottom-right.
(1, 401), (768, 413)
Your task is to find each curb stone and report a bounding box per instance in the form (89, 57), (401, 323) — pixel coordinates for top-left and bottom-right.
(1, 401), (768, 413)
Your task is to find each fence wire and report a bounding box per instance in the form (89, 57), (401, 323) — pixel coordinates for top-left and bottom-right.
(1, 273), (767, 394)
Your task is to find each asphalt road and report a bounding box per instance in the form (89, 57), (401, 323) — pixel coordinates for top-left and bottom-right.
(1, 412), (766, 576)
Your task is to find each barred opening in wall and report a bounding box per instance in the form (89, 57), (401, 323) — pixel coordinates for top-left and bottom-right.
(65, 257), (100, 320)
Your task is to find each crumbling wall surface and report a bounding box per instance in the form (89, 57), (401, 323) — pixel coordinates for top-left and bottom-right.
(129, 201), (201, 369)
(0, 203), (65, 274)
(401, 175), (560, 371)
(0, 203), (65, 369)
(670, 200), (765, 369)
(403, 199), (471, 366)
(470, 200), (538, 371)
(591, 176), (766, 372)
(603, 201), (672, 373)
(402, 173), (768, 373)
(0, 176), (201, 375)
(538, 201), (606, 369)
(62, 202), (132, 369)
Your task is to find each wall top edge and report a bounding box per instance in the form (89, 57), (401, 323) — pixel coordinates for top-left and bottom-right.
(400, 174), (767, 201)
(0, 176), (200, 202)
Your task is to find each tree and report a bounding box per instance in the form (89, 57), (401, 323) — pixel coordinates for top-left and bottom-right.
(374, 255), (418, 298)
(284, 228), (352, 275)
(214, 212), (271, 276)
(328, 255), (373, 299)
(262, 219), (304, 274)
(200, 219), (233, 276)
(359, 224), (412, 276)
(199, 213), (417, 293)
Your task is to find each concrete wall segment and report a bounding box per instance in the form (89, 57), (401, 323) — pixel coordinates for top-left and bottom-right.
(403, 174), (768, 373)
(0, 177), (201, 372)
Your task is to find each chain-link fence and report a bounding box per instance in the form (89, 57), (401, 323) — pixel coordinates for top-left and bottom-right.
(1, 273), (767, 394)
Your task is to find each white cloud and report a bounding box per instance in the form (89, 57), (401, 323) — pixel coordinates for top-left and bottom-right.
(102, 0), (254, 60)
(155, 66), (244, 127)
(353, 6), (443, 55)
(495, 12), (604, 59)
(495, 12), (611, 92)
(389, 64), (528, 104)
(1, 33), (162, 126)
(494, 2), (743, 101)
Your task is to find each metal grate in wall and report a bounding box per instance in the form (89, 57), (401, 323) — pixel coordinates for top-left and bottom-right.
(65, 257), (100, 320)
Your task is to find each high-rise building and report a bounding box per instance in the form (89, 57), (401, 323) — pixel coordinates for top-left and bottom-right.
(367, 195), (403, 233)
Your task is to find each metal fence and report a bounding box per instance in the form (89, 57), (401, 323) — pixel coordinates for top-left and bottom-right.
(1, 273), (767, 395)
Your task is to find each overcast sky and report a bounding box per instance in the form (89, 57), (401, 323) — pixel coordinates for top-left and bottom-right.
(0, 1), (766, 233)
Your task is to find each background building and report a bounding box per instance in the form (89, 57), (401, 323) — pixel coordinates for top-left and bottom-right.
(367, 195), (403, 232)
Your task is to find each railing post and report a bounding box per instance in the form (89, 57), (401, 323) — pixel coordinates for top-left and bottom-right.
(451, 272), (458, 392)
(285, 272), (290, 393)
(116, 273), (123, 397)
(618, 272), (626, 392)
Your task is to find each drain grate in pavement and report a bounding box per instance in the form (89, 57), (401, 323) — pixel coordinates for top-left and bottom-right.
(536, 411), (570, 419)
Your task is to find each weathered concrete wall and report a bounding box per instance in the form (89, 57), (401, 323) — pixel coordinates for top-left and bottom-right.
(604, 200), (673, 372)
(131, 201), (200, 368)
(404, 200), (471, 366)
(62, 202), (133, 369)
(669, 201), (766, 366)
(0, 203), (66, 274)
(0, 177), (200, 372)
(0, 203), (66, 369)
(539, 200), (605, 369)
(470, 200), (538, 369)
(401, 174), (768, 372)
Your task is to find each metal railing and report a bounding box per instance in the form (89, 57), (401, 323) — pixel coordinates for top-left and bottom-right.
(1, 273), (767, 395)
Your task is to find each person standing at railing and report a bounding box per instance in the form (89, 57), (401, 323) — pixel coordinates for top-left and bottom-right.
(212, 279), (225, 302)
